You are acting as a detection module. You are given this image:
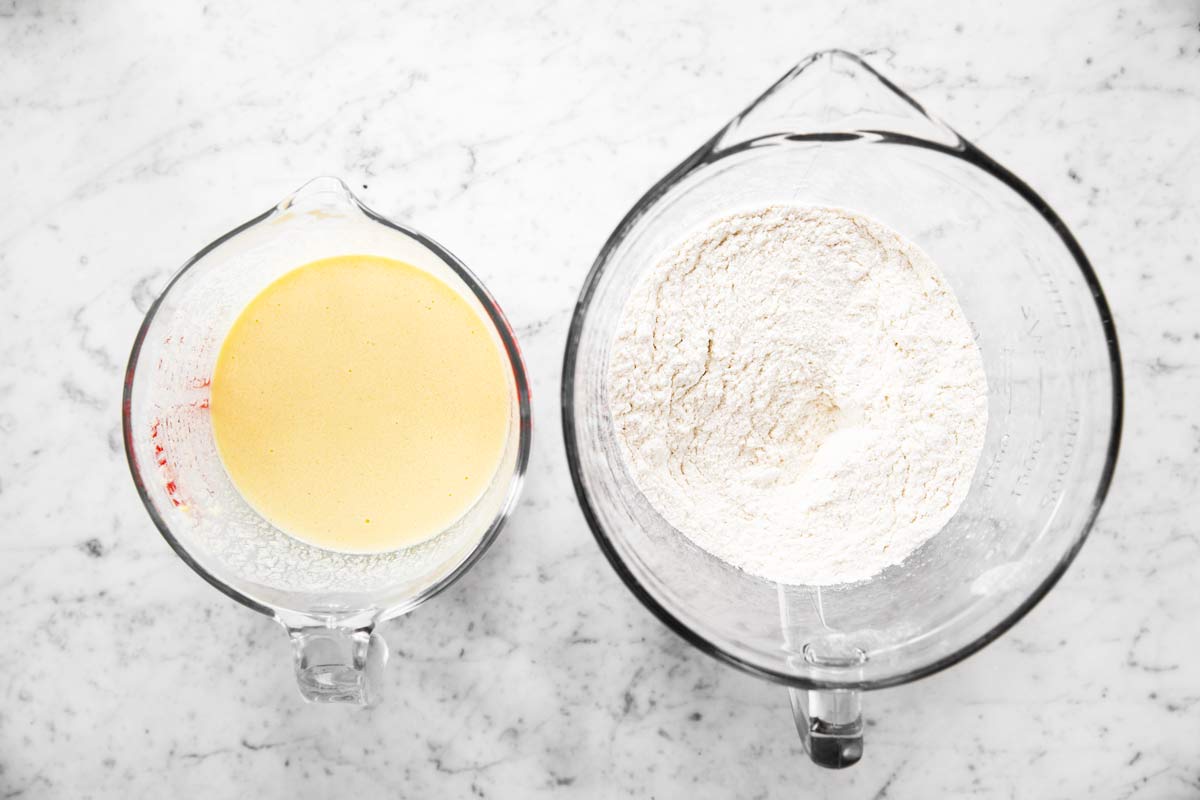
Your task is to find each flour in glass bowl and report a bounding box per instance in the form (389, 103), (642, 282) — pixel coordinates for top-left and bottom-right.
(607, 205), (989, 586)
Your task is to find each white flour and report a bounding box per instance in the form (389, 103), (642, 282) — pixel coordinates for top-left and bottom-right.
(608, 205), (988, 585)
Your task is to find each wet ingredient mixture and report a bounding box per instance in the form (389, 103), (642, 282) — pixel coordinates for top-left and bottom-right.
(210, 254), (510, 553)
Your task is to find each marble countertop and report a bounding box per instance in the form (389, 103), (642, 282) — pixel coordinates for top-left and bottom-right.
(2, 0), (1197, 796)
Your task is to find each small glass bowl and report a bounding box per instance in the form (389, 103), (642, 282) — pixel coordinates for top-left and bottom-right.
(124, 177), (532, 704)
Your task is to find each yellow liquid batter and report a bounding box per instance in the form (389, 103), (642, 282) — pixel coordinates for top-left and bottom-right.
(210, 255), (511, 553)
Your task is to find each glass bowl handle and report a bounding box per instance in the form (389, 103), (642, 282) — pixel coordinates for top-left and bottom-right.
(789, 688), (864, 768)
(288, 625), (388, 705)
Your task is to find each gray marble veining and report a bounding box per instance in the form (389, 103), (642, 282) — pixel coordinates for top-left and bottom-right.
(1, 0), (1197, 797)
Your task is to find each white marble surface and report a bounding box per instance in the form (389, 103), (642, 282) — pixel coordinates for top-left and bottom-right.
(1, 0), (1197, 797)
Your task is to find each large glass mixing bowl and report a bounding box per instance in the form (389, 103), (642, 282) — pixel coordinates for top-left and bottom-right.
(561, 51), (1122, 767)
(124, 177), (532, 705)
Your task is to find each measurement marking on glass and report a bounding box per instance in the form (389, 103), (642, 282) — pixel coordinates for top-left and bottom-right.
(982, 433), (1011, 490)
(1011, 438), (1043, 499)
(1042, 408), (1080, 508)
(1039, 271), (1073, 329)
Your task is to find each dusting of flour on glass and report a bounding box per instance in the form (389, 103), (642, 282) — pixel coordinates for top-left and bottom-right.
(607, 205), (988, 586)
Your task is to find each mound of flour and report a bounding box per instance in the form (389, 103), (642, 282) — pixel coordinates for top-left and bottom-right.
(607, 205), (988, 585)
